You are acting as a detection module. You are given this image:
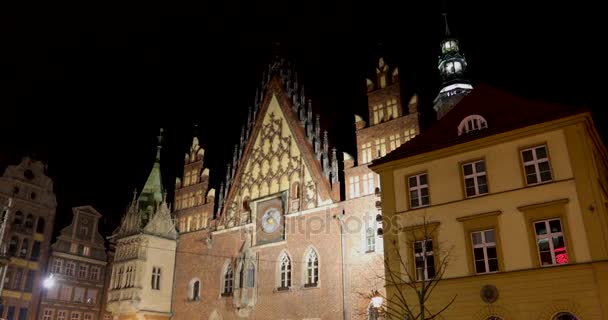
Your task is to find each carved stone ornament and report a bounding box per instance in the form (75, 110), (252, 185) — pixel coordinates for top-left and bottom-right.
(480, 284), (499, 303)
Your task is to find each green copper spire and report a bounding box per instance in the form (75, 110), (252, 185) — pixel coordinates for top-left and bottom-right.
(138, 128), (164, 225)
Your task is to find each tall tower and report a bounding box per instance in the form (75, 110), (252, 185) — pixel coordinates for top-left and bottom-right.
(106, 129), (177, 320)
(433, 13), (473, 120)
(0, 157), (57, 320)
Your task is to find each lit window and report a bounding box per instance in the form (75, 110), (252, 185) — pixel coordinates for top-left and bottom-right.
(70, 243), (78, 254)
(462, 160), (488, 197)
(279, 254), (292, 289)
(362, 173), (374, 195)
(414, 239), (435, 280)
(79, 225), (88, 236)
(85, 289), (97, 304)
(454, 61), (463, 73)
(372, 105), (380, 125)
(389, 134), (401, 151)
(151, 267), (161, 290)
(82, 246), (90, 256)
(349, 176), (360, 199)
(404, 129), (416, 142)
(458, 115), (488, 135)
(375, 138), (386, 158)
(387, 99), (398, 119)
(65, 262), (75, 276)
(78, 265), (88, 279)
(534, 218), (568, 266)
(51, 259), (63, 273)
(366, 227), (375, 252)
(521, 145), (552, 185)
(73, 287), (85, 303)
(408, 173), (429, 209)
(20, 238), (29, 258)
(471, 230), (499, 273)
(90, 266), (99, 281)
(184, 171), (192, 187)
(361, 143), (372, 164)
(305, 250), (319, 287)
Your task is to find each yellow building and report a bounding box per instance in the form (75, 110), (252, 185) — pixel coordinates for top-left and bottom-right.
(370, 84), (608, 319)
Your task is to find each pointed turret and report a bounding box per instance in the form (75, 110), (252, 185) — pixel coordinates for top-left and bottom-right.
(137, 128), (165, 225)
(433, 13), (473, 120)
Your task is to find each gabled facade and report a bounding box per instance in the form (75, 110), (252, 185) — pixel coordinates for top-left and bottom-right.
(171, 57), (421, 320)
(105, 134), (177, 320)
(0, 157), (57, 320)
(371, 85), (608, 319)
(39, 206), (109, 320)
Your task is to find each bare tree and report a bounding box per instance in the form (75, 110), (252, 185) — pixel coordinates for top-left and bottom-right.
(373, 216), (456, 320)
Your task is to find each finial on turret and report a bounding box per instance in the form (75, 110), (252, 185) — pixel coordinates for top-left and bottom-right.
(442, 13), (451, 36)
(156, 128), (164, 161)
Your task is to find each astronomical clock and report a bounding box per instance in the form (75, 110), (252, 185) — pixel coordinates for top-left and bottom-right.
(255, 194), (286, 245)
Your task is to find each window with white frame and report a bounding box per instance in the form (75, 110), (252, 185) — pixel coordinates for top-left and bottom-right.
(408, 173), (429, 208)
(83, 313), (93, 320)
(85, 289), (97, 304)
(389, 134), (401, 151)
(222, 264), (233, 295)
(57, 311), (67, 320)
(534, 218), (569, 266)
(51, 258), (63, 273)
(60, 286), (72, 301)
(462, 160), (488, 197)
(90, 266), (100, 281)
(471, 229), (499, 273)
(372, 105), (385, 125)
(404, 128), (416, 142)
(414, 239), (435, 281)
(362, 173), (374, 195)
(279, 253), (292, 289)
(82, 246), (90, 256)
(42, 309), (54, 320)
(65, 261), (75, 276)
(349, 176), (360, 199)
(190, 279), (200, 300)
(366, 227), (376, 252)
(361, 143), (372, 164)
(78, 265), (88, 279)
(73, 287), (85, 303)
(70, 312), (81, 320)
(521, 145), (552, 185)
(151, 267), (161, 290)
(375, 138), (386, 158)
(305, 250), (319, 287)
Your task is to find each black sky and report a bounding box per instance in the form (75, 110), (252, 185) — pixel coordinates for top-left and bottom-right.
(0, 1), (602, 237)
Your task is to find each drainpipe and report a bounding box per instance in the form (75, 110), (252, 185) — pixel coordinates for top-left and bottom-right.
(333, 210), (348, 320)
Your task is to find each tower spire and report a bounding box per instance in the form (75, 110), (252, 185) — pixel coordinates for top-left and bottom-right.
(156, 128), (164, 161)
(442, 12), (451, 36)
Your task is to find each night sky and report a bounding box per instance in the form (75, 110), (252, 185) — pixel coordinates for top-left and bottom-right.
(0, 1), (602, 237)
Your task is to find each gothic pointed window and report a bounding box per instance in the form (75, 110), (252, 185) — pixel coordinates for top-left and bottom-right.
(458, 115), (488, 136)
(305, 249), (319, 287)
(222, 264), (233, 296)
(246, 263), (255, 288)
(189, 279), (200, 301)
(278, 253), (292, 290)
(238, 263), (245, 289)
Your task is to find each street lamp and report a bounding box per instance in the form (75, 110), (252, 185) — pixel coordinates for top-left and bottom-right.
(43, 274), (55, 289)
(368, 290), (384, 320)
(371, 290), (383, 309)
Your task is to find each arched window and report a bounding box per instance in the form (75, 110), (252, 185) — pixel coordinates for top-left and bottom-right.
(278, 253), (292, 289)
(458, 115), (488, 136)
(14, 211), (23, 226)
(366, 227), (376, 252)
(222, 264), (233, 296)
(36, 217), (45, 233)
(291, 182), (300, 199)
(305, 249), (319, 287)
(20, 238), (29, 258)
(553, 313), (579, 320)
(9, 236), (19, 256)
(238, 263), (245, 289)
(189, 279), (200, 301)
(25, 214), (34, 228)
(246, 263), (255, 288)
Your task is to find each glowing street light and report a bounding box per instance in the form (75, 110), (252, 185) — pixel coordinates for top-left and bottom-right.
(371, 290), (383, 309)
(43, 274), (55, 289)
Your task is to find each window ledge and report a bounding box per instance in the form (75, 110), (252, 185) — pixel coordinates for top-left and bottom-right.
(302, 284), (319, 290)
(365, 250), (376, 254)
(220, 292), (233, 298)
(273, 287), (292, 293)
(186, 297), (200, 302)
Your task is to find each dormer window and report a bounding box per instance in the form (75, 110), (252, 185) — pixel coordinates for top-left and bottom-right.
(458, 115), (488, 136)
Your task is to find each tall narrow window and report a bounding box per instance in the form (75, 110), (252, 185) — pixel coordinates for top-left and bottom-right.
(13, 268), (23, 290)
(14, 211), (23, 226)
(23, 270), (35, 292)
(279, 254), (292, 289)
(238, 264), (245, 289)
(349, 176), (360, 199)
(372, 105), (380, 125)
(73, 287), (85, 303)
(389, 134), (401, 151)
(184, 171), (192, 187)
(222, 264), (233, 295)
(190, 280), (200, 300)
(116, 266), (124, 289)
(414, 239), (435, 281)
(361, 143), (372, 164)
(151, 267), (161, 290)
(404, 128), (416, 142)
(375, 138), (386, 158)
(366, 227), (376, 252)
(9, 236), (18, 256)
(30, 241), (41, 261)
(521, 145), (552, 185)
(305, 250), (319, 287)
(462, 160), (488, 197)
(471, 229), (499, 273)
(535, 218), (569, 266)
(36, 218), (45, 233)
(246, 263), (255, 288)
(25, 215), (34, 228)
(388, 98), (398, 119)
(362, 173), (374, 195)
(19, 238), (29, 258)
(18, 308), (27, 320)
(90, 266), (100, 281)
(60, 286), (73, 301)
(408, 173), (429, 209)
(65, 262), (75, 277)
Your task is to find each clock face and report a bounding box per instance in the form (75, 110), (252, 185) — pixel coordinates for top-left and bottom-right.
(261, 208), (281, 234)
